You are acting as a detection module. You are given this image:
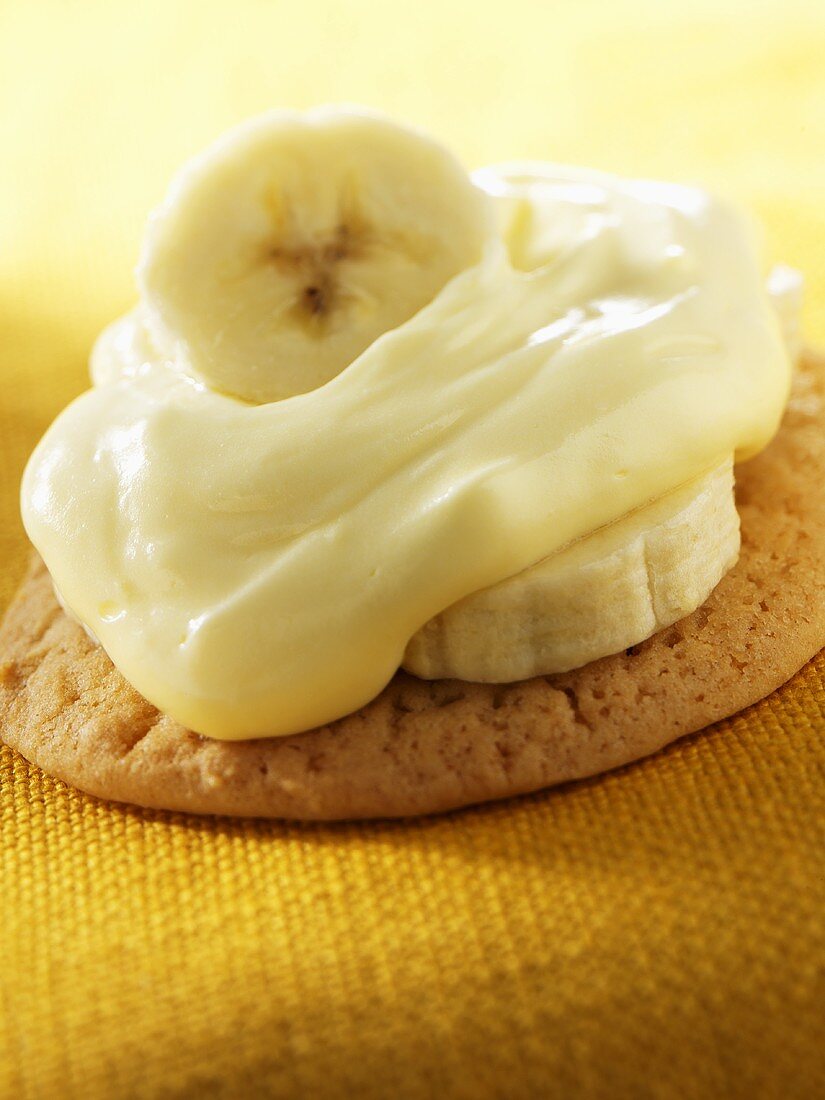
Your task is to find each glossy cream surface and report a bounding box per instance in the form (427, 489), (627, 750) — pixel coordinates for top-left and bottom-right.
(22, 164), (791, 738)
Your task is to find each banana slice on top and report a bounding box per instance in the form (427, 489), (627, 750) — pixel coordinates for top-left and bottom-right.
(138, 107), (493, 402)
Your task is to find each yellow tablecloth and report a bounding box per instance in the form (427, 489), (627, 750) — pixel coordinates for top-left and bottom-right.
(1, 2), (824, 1096)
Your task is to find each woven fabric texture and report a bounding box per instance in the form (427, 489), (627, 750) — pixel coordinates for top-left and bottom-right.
(1, 2), (824, 1097)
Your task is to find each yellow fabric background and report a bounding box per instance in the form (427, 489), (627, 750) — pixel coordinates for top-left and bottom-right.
(1, 1), (823, 1095)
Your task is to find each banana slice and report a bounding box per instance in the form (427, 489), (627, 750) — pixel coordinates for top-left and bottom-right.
(138, 107), (492, 403)
(403, 459), (739, 681)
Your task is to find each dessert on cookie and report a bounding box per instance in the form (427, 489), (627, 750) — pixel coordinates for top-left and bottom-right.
(2, 106), (821, 819)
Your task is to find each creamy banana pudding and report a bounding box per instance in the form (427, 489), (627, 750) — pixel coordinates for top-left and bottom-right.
(19, 106), (795, 743)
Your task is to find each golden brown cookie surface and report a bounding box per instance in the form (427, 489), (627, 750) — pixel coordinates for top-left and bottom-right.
(1, 351), (824, 821)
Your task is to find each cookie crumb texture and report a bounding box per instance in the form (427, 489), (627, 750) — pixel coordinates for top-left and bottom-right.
(2, 352), (824, 820)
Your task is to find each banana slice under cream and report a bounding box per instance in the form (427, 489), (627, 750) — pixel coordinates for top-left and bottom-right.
(138, 107), (493, 403)
(403, 459), (739, 681)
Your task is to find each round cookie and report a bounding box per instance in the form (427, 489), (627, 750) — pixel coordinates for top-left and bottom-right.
(1, 351), (824, 821)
